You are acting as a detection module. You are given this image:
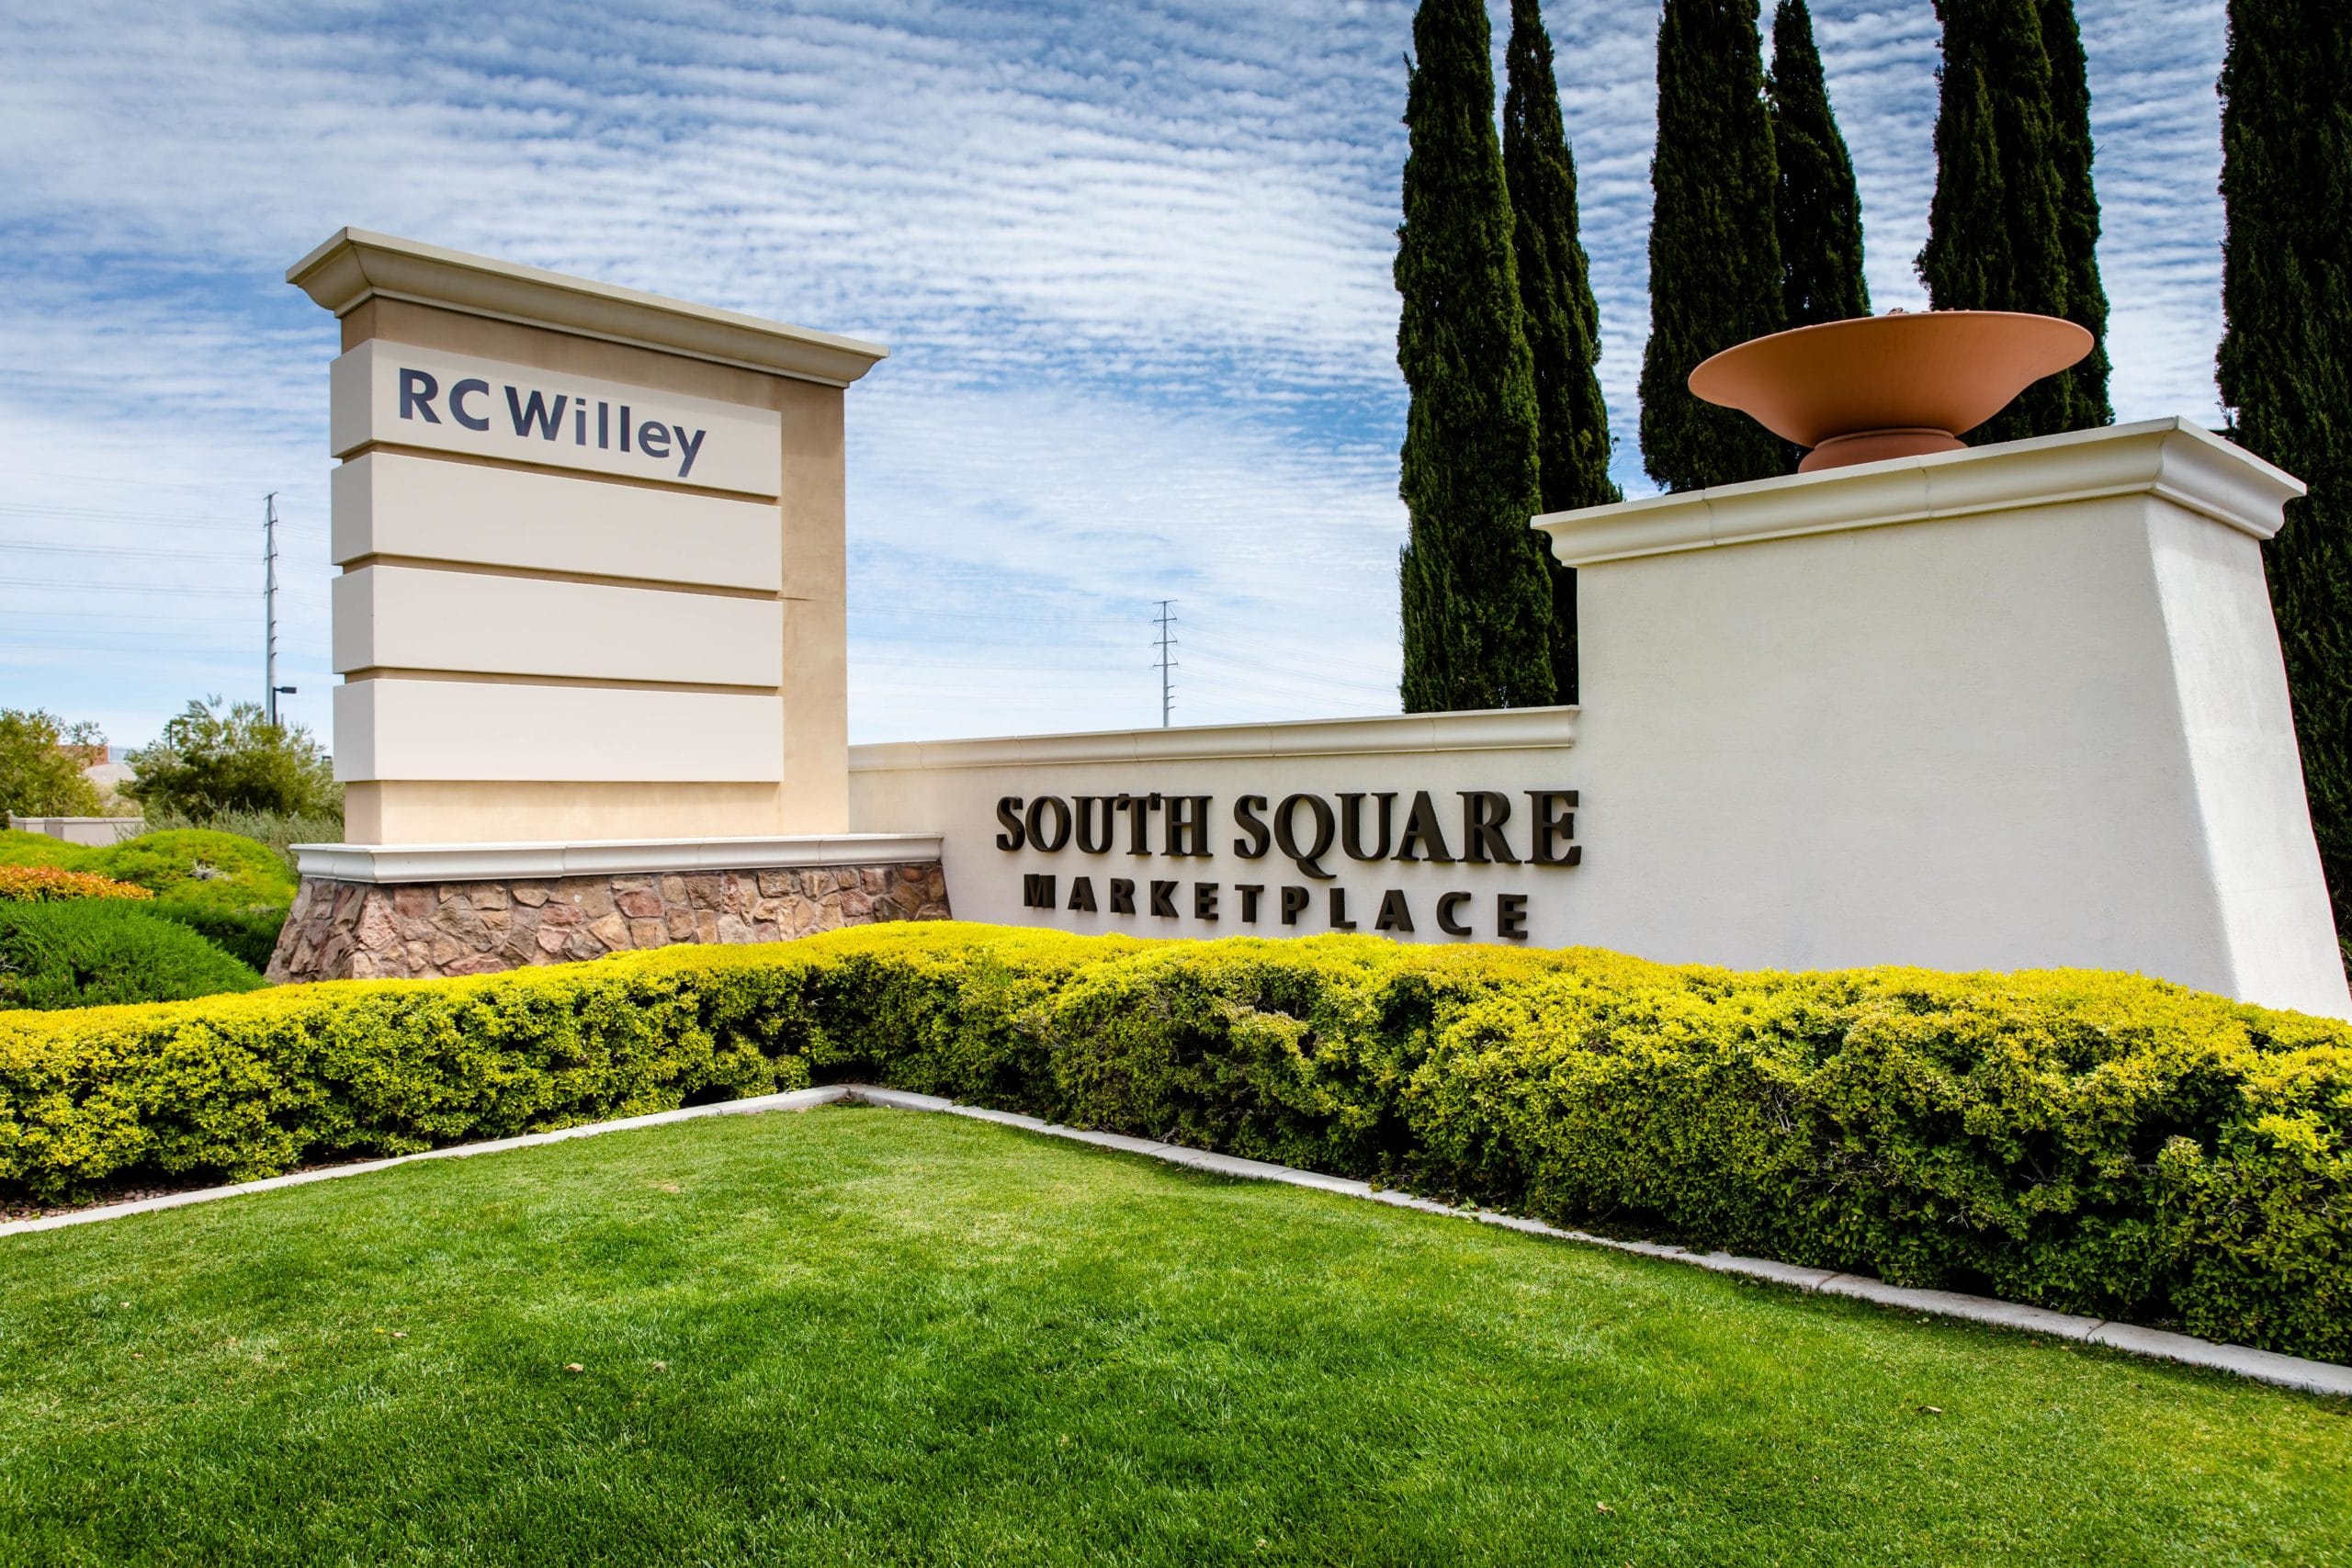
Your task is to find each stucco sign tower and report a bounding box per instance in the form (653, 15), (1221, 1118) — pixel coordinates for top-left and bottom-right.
(275, 231), (947, 980)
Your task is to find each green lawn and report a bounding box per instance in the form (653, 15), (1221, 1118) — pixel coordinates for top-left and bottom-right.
(1, 1108), (2346, 1566)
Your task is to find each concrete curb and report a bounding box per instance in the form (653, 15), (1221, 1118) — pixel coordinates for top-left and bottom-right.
(5, 1082), (2347, 1398)
(0, 1086), (855, 1237)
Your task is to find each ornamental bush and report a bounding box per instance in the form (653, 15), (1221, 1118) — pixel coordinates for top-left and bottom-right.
(0, 865), (153, 904)
(0, 828), (294, 970)
(145, 904), (288, 972)
(89, 829), (297, 911)
(0, 902), (266, 1011)
(1, 925), (2346, 1359)
(0, 828), (294, 907)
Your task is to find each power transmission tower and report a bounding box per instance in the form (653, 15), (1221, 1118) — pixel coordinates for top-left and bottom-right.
(1152, 600), (1179, 728)
(263, 493), (296, 726)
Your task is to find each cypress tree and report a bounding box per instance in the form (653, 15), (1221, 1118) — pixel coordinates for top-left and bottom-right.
(1503, 0), (1619, 703)
(2217, 0), (2352, 943)
(1917, 0), (2108, 443)
(2040, 0), (2113, 426)
(1396, 0), (1556, 712)
(1767, 0), (1870, 327)
(1639, 0), (1787, 493)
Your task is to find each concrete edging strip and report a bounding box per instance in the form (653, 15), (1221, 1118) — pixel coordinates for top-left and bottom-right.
(0, 1086), (855, 1237)
(4, 1082), (2346, 1398)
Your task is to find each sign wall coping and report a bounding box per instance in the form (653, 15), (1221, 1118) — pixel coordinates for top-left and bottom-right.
(848, 705), (1579, 773)
(288, 228), (889, 387)
(1540, 417), (2306, 568)
(292, 833), (945, 885)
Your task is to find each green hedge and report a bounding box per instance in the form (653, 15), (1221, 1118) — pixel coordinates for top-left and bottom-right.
(11, 828), (297, 909)
(2, 925), (2346, 1360)
(0, 829), (292, 971)
(0, 902), (266, 1010)
(150, 902), (285, 972)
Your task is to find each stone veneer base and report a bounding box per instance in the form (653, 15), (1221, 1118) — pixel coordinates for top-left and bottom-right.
(267, 861), (951, 982)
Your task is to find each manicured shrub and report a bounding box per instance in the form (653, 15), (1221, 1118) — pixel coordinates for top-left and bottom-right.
(0, 830), (83, 869)
(1, 926), (2346, 1359)
(0, 902), (265, 1011)
(0, 865), (154, 904)
(0, 828), (294, 908)
(79, 829), (298, 911)
(138, 804), (345, 879)
(0, 829), (292, 971)
(150, 902), (287, 972)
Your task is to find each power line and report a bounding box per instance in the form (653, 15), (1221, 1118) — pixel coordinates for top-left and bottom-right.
(1152, 599), (1179, 728)
(0, 578), (322, 599)
(0, 644), (287, 660)
(1181, 646), (1396, 690)
(1, 540), (265, 565)
(0, 467), (308, 495)
(0, 502), (322, 530)
(5, 611), (273, 627)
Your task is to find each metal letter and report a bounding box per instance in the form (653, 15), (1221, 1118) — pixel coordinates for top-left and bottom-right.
(1233, 795), (1272, 858)
(1340, 792), (1397, 861)
(1127, 793), (1162, 855)
(1460, 791), (1520, 864)
(1496, 893), (1529, 940)
(1528, 791), (1582, 866)
(1394, 791), (1456, 863)
(1074, 796), (1115, 854)
(1166, 795), (1214, 857)
(1025, 795), (1072, 852)
(1272, 793), (1338, 879)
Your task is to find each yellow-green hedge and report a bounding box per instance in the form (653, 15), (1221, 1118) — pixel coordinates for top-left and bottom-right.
(3, 924), (2347, 1360)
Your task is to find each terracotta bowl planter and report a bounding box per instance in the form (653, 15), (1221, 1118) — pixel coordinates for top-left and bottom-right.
(1687, 310), (2094, 472)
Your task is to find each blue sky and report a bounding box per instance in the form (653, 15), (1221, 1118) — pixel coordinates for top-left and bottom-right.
(0, 0), (2230, 750)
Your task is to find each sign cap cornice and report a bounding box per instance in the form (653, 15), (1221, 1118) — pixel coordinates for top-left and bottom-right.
(1537, 418), (2306, 568)
(288, 228), (888, 388)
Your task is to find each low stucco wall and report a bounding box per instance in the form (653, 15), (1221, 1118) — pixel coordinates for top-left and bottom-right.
(6, 816), (143, 847)
(848, 423), (2350, 1019)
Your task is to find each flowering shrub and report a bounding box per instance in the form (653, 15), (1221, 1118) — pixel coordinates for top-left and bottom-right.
(0, 864), (154, 904)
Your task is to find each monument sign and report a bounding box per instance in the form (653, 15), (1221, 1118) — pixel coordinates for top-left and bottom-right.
(274, 231), (2349, 1020)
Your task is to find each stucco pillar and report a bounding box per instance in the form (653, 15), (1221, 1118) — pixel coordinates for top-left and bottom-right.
(1539, 417), (2347, 1017)
(288, 228), (885, 843)
(267, 231), (949, 985)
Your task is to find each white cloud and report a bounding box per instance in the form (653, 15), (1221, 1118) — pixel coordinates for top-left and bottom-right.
(0, 0), (2236, 749)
